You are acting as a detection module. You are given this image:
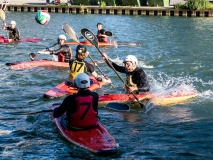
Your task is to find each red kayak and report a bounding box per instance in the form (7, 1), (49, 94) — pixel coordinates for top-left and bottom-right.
(0, 36), (42, 43)
(5, 60), (103, 70)
(98, 89), (197, 107)
(51, 103), (118, 155)
(43, 76), (106, 99)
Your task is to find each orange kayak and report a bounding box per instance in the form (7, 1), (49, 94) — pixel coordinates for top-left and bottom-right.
(6, 60), (103, 70)
(65, 40), (116, 47)
(44, 76), (106, 99)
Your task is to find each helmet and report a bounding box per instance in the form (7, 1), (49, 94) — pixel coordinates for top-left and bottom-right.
(74, 73), (90, 89)
(58, 34), (66, 41)
(76, 44), (87, 54)
(10, 20), (16, 25)
(123, 55), (138, 66)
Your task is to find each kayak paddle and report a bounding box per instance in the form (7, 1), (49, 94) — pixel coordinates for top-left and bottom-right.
(29, 50), (50, 61)
(29, 43), (58, 61)
(0, 9), (5, 22)
(105, 31), (113, 36)
(28, 109), (53, 115)
(0, 9), (8, 39)
(80, 28), (144, 109)
(62, 23), (115, 88)
(104, 102), (130, 111)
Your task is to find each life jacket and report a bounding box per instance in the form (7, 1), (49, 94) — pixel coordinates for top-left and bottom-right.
(97, 30), (108, 42)
(9, 28), (20, 40)
(69, 95), (98, 128)
(125, 74), (137, 94)
(58, 52), (65, 62)
(68, 60), (86, 80)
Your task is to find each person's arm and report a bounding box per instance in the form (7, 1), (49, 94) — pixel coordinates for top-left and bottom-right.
(86, 63), (104, 82)
(53, 95), (74, 118)
(134, 69), (150, 92)
(102, 53), (126, 73)
(91, 92), (99, 114)
(2, 23), (7, 30)
(13, 28), (20, 40)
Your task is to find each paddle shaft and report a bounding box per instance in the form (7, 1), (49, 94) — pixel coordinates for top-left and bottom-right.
(29, 109), (53, 115)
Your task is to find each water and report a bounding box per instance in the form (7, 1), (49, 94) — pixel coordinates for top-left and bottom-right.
(0, 12), (213, 159)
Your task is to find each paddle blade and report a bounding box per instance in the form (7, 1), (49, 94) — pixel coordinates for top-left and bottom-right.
(62, 23), (79, 43)
(81, 28), (99, 48)
(105, 31), (113, 36)
(0, 9), (5, 22)
(29, 52), (36, 61)
(105, 102), (130, 111)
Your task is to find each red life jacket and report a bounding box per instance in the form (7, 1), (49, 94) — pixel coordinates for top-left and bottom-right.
(69, 95), (98, 128)
(97, 30), (108, 42)
(58, 52), (65, 62)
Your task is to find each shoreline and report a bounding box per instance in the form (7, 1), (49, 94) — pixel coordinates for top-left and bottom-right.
(3, 4), (213, 17)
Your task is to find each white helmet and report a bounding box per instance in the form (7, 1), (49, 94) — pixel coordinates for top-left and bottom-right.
(10, 20), (16, 25)
(75, 73), (90, 89)
(58, 34), (66, 41)
(123, 55), (138, 66)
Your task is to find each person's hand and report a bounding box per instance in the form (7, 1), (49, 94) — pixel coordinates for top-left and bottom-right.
(102, 53), (108, 61)
(102, 76), (112, 84)
(85, 51), (89, 57)
(127, 86), (138, 92)
(8, 39), (13, 42)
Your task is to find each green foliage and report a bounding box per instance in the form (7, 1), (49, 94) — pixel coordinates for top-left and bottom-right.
(73, 0), (90, 5)
(100, 1), (106, 7)
(174, 0), (213, 10)
(147, 0), (163, 6)
(59, 2), (67, 6)
(122, 0), (139, 6)
(100, 0), (116, 6)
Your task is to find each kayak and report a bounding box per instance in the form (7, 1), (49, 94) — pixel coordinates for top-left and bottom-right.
(65, 40), (139, 47)
(51, 103), (118, 155)
(44, 76), (105, 99)
(0, 36), (42, 43)
(98, 89), (197, 107)
(5, 60), (103, 70)
(65, 40), (116, 47)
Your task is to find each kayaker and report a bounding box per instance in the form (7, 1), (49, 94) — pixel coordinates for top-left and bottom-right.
(97, 23), (108, 42)
(46, 35), (72, 62)
(53, 73), (99, 129)
(102, 54), (150, 94)
(67, 44), (111, 85)
(2, 20), (20, 42)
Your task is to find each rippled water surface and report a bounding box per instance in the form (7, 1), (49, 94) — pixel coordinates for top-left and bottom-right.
(0, 12), (213, 159)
